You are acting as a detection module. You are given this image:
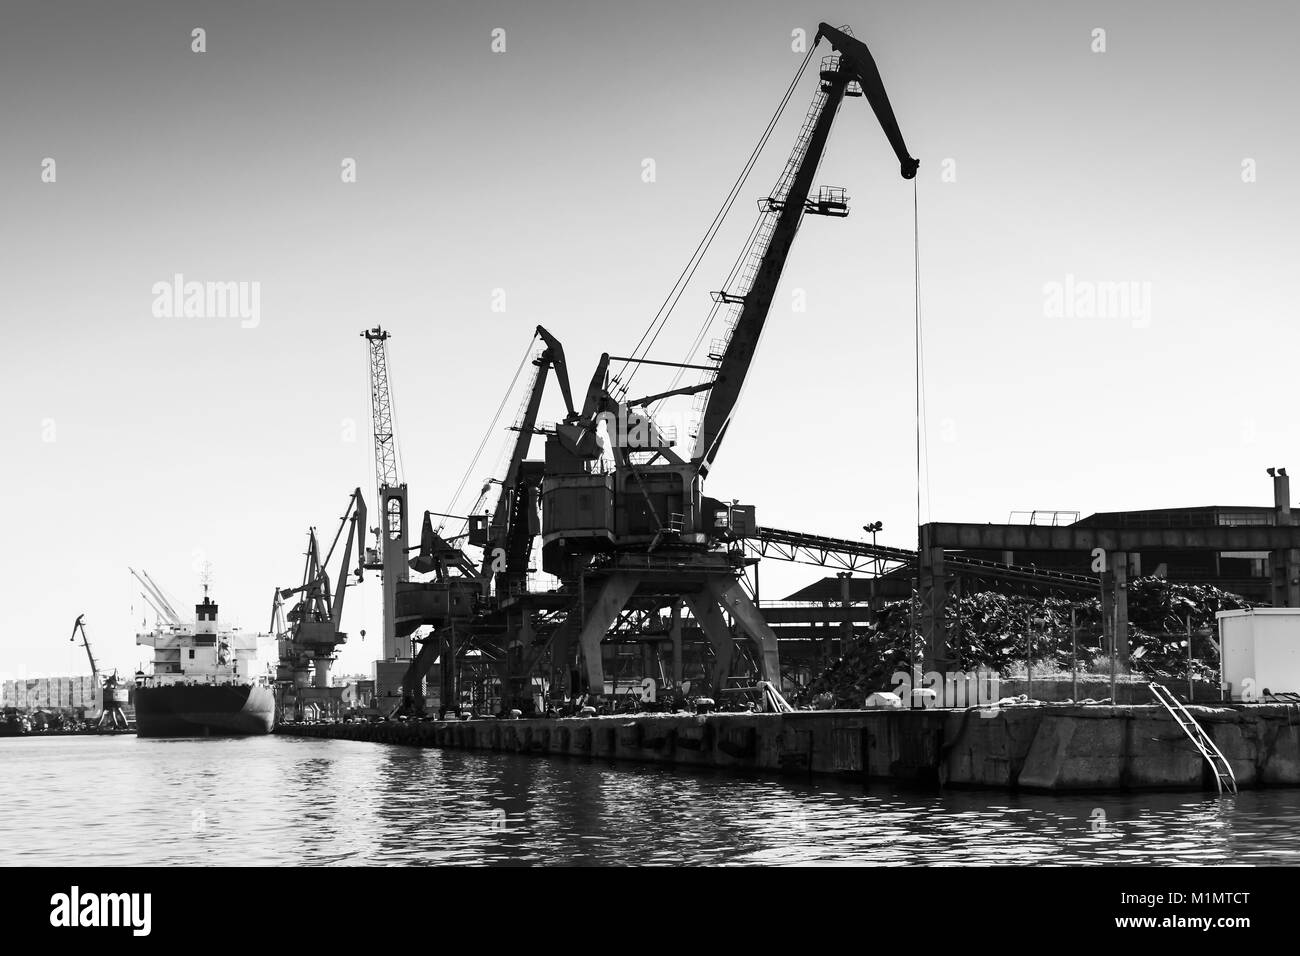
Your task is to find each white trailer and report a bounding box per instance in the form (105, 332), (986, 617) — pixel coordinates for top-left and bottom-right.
(1217, 608), (1300, 700)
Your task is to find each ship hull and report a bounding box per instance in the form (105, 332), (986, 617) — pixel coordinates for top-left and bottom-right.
(134, 684), (275, 738)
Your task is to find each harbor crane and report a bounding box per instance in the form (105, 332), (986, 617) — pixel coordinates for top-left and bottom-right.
(394, 325), (579, 715)
(381, 22), (917, 713)
(69, 615), (129, 730)
(527, 22), (918, 702)
(274, 488), (367, 719)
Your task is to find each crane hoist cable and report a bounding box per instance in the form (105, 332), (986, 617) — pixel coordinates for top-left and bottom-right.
(620, 44), (817, 392)
(614, 43), (819, 395)
(440, 331), (538, 534)
(651, 207), (766, 417)
(913, 177), (931, 528)
(912, 175), (931, 674)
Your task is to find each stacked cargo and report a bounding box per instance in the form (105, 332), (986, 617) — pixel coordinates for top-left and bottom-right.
(0, 676), (102, 712)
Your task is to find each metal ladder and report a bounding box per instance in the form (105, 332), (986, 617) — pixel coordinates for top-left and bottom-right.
(1149, 683), (1238, 795)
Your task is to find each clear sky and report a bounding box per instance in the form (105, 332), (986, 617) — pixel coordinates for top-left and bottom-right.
(3, 0), (1297, 678)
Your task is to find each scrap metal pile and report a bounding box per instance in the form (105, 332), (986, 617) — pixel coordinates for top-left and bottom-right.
(804, 578), (1251, 706)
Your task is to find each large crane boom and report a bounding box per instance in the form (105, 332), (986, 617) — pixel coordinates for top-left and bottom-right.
(69, 614), (99, 678)
(484, 326), (574, 595)
(278, 489), (366, 625)
(329, 489), (365, 626)
(689, 25), (918, 477)
(493, 328), (558, 524)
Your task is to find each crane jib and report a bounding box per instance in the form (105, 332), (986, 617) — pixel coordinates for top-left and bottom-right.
(815, 23), (919, 180)
(691, 27), (916, 476)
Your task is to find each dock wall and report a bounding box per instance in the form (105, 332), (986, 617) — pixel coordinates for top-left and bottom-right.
(278, 704), (1300, 791)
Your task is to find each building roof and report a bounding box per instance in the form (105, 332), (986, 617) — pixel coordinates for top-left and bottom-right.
(782, 576), (910, 602)
(1076, 505), (1276, 529)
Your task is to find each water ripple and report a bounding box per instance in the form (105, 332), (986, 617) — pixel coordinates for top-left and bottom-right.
(2, 736), (1297, 865)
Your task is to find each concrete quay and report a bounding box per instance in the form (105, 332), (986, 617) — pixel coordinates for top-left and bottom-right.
(277, 702), (1300, 792)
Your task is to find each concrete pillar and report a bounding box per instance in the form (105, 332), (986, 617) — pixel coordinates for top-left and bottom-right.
(1101, 572), (1114, 655)
(820, 600), (832, 666)
(919, 541), (953, 674)
(1112, 550), (1129, 671)
(837, 572), (854, 652)
(1270, 470), (1300, 607)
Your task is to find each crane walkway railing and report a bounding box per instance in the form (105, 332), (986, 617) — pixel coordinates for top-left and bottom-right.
(1148, 682), (1237, 795)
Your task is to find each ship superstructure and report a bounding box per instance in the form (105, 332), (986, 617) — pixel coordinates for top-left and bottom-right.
(133, 577), (275, 737)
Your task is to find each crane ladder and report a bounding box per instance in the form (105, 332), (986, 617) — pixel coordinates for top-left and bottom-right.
(1149, 682), (1237, 795)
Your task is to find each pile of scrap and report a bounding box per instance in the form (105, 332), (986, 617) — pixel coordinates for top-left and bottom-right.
(801, 578), (1250, 707)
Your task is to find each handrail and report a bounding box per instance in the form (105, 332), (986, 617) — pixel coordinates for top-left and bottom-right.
(1149, 682), (1237, 795)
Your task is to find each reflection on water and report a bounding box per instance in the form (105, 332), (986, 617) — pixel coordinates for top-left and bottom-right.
(2, 736), (1297, 866)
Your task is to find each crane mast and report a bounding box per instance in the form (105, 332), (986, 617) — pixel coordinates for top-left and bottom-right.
(362, 326), (410, 661)
(364, 326), (400, 494)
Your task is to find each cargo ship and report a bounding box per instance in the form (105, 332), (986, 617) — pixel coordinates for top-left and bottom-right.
(134, 587), (275, 737)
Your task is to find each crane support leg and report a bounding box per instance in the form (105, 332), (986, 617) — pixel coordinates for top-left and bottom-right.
(501, 613), (537, 712)
(548, 620), (576, 703)
(686, 593), (735, 694)
(576, 574), (639, 698)
(519, 617), (574, 698)
(399, 631), (443, 715)
(706, 579), (780, 683)
(669, 598), (684, 687)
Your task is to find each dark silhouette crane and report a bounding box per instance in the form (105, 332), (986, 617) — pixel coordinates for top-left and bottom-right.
(530, 22), (918, 701)
(69, 615), (129, 730)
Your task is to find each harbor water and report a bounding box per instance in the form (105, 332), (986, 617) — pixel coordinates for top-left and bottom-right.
(3, 735), (1298, 866)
